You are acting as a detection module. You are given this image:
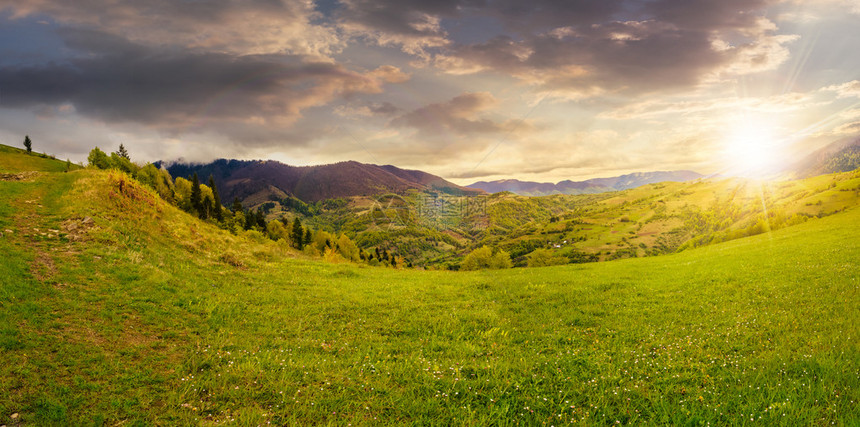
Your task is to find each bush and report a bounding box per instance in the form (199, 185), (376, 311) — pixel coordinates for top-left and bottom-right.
(526, 249), (568, 267)
(461, 246), (512, 270)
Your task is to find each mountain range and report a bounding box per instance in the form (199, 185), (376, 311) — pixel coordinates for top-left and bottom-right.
(160, 136), (860, 205)
(160, 159), (484, 205)
(467, 170), (705, 196)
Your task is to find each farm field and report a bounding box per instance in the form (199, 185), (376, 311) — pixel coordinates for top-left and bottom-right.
(0, 151), (858, 425)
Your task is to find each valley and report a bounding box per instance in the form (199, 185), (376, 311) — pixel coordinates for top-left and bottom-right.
(1, 145), (858, 424)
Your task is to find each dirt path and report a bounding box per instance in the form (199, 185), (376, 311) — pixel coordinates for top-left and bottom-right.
(3, 173), (77, 285)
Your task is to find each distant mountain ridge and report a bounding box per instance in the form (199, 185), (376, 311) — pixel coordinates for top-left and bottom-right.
(468, 170), (704, 196)
(791, 137), (860, 178)
(160, 159), (485, 205)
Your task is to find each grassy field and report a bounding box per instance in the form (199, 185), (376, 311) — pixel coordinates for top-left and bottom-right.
(0, 149), (858, 425)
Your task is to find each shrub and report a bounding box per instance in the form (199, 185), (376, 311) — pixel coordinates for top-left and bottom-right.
(461, 246), (512, 270)
(527, 249), (568, 267)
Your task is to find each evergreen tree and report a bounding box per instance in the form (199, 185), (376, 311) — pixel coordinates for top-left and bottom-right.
(292, 218), (304, 250)
(232, 197), (243, 213)
(116, 143), (130, 160)
(208, 175), (223, 222)
(201, 197), (212, 220)
(244, 209), (255, 230)
(23, 135), (32, 154)
(256, 210), (267, 231)
(190, 173), (203, 217)
(303, 228), (312, 246)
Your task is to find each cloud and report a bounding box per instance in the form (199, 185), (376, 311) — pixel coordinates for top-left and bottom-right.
(334, 0), (624, 59)
(602, 91), (822, 120)
(831, 121), (860, 135)
(335, 0), (460, 57)
(0, 29), (408, 143)
(0, 0), (342, 57)
(822, 80), (860, 98)
(334, 102), (402, 118)
(390, 92), (515, 136)
(433, 0), (795, 96)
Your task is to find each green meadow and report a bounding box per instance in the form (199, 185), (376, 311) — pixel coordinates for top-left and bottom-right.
(0, 147), (858, 425)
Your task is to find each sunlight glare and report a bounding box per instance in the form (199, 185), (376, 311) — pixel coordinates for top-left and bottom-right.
(721, 119), (786, 177)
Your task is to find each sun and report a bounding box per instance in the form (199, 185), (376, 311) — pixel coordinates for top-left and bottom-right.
(721, 120), (786, 177)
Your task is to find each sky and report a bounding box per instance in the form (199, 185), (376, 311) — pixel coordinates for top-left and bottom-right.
(1, 0), (859, 184)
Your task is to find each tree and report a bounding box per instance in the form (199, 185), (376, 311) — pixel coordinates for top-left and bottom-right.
(116, 143), (130, 160)
(232, 197), (243, 213)
(255, 210), (266, 231)
(303, 228), (312, 247)
(244, 209), (255, 230)
(173, 177), (193, 211)
(488, 249), (513, 269)
(201, 197), (212, 220)
(336, 234), (360, 261)
(267, 220), (289, 241)
(110, 152), (137, 175)
(208, 175), (223, 222)
(137, 163), (175, 202)
(23, 135), (32, 154)
(87, 147), (112, 169)
(229, 210), (245, 234)
(292, 218), (304, 250)
(190, 173), (203, 217)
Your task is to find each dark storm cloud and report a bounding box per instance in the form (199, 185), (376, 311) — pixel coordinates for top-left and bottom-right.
(485, 0), (623, 32)
(336, 0), (623, 44)
(339, 0), (790, 95)
(0, 28), (406, 141)
(0, 0), (341, 57)
(337, 0), (465, 36)
(645, 0), (775, 30)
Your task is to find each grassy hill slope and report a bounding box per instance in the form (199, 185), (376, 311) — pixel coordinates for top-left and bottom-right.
(0, 149), (858, 425)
